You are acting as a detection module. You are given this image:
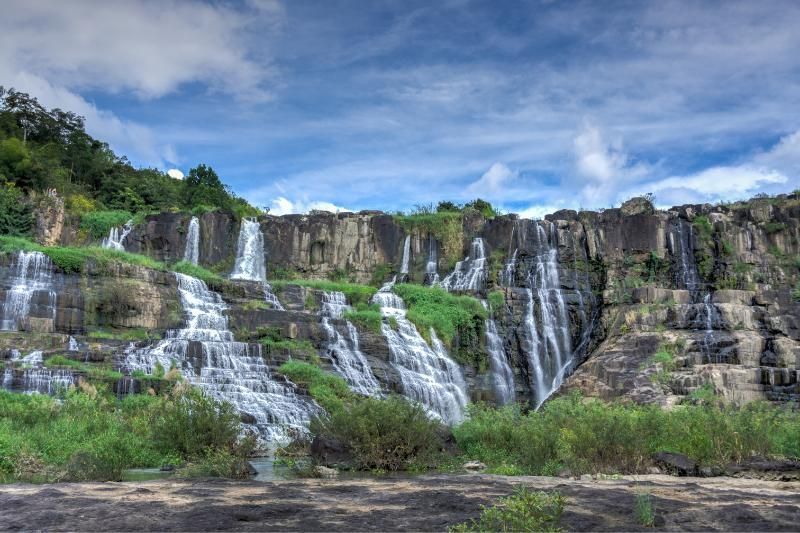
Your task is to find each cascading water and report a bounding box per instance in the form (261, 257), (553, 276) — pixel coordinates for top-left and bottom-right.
(522, 222), (574, 408)
(2, 350), (75, 395)
(372, 283), (468, 424)
(668, 219), (701, 295)
(183, 216), (200, 265)
(425, 235), (439, 285)
(1, 251), (56, 331)
(701, 293), (720, 363)
(440, 238), (487, 292)
(481, 301), (515, 404)
(229, 218), (285, 311)
(319, 291), (381, 396)
(124, 273), (315, 442)
(400, 235), (411, 276)
(500, 249), (518, 287)
(102, 220), (133, 251)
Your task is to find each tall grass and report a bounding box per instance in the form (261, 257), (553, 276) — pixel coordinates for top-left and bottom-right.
(454, 394), (800, 475)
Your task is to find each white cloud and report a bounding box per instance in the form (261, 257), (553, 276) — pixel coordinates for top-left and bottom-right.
(466, 162), (517, 197)
(167, 169), (185, 180)
(0, 0), (277, 100)
(269, 197), (351, 216)
(517, 204), (564, 219)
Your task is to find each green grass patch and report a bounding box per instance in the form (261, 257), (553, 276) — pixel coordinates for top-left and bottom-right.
(763, 222), (786, 234)
(394, 211), (464, 267)
(393, 283), (486, 346)
(450, 486), (565, 533)
(261, 338), (319, 361)
(87, 328), (153, 342)
(453, 394), (800, 476)
(278, 361), (353, 413)
(173, 260), (226, 289)
(272, 279), (377, 306)
(487, 290), (505, 313)
(343, 303), (383, 334)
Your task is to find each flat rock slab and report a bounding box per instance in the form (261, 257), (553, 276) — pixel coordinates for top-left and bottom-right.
(0, 474), (798, 531)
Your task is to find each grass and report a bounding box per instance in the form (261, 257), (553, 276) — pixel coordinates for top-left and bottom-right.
(450, 486), (565, 532)
(394, 211), (464, 267)
(634, 492), (655, 527)
(393, 283), (486, 355)
(487, 290), (505, 313)
(87, 328), (154, 342)
(261, 338), (319, 360)
(453, 393), (800, 476)
(79, 210), (133, 239)
(343, 303), (383, 334)
(0, 385), (250, 483)
(42, 355), (129, 382)
(173, 260), (225, 288)
(272, 279), (377, 306)
(278, 361), (353, 413)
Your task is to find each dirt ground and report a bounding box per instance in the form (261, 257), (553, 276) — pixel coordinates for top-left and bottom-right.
(1, 474), (798, 531)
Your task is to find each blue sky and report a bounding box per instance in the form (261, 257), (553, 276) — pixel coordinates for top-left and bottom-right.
(2, 0), (798, 215)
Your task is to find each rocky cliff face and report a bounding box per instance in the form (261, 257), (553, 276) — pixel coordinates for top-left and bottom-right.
(8, 192), (800, 417)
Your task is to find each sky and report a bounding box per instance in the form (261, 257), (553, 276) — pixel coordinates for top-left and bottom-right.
(1, 0), (798, 217)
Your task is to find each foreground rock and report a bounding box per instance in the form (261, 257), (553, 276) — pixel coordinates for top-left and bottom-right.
(0, 474), (798, 531)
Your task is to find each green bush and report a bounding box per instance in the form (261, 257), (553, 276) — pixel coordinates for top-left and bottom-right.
(272, 279), (377, 306)
(311, 395), (443, 471)
(173, 260), (225, 289)
(80, 210), (133, 239)
(394, 211), (464, 266)
(487, 290), (505, 312)
(453, 394), (800, 476)
(450, 486), (565, 533)
(262, 339), (319, 361)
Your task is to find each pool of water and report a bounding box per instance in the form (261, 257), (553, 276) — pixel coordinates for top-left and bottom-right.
(121, 468), (175, 482)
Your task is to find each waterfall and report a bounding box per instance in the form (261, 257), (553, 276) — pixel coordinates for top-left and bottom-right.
(372, 283), (468, 424)
(230, 218), (284, 311)
(231, 218), (266, 281)
(400, 235), (411, 275)
(1, 251), (56, 331)
(2, 350), (75, 395)
(124, 273), (315, 442)
(668, 219), (702, 295)
(500, 249), (518, 287)
(440, 238), (487, 292)
(481, 301), (515, 404)
(521, 222), (574, 408)
(183, 216), (200, 265)
(319, 291), (381, 396)
(701, 293), (720, 363)
(102, 220), (133, 251)
(68, 336), (79, 351)
(425, 235), (439, 285)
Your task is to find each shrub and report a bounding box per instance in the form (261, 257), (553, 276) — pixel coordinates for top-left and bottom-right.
(80, 210), (133, 239)
(450, 486), (565, 533)
(0, 184), (34, 236)
(311, 395), (443, 471)
(763, 222), (786, 234)
(487, 290), (505, 313)
(394, 211), (463, 266)
(453, 394), (800, 475)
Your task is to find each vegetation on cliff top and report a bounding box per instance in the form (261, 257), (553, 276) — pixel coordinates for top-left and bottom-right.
(0, 87), (260, 238)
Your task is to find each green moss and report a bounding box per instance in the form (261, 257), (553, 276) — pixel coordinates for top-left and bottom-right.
(763, 222), (786, 234)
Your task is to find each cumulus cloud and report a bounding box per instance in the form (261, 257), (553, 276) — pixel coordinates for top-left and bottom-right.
(167, 169), (185, 180)
(269, 197), (351, 216)
(517, 204), (565, 220)
(466, 162), (518, 197)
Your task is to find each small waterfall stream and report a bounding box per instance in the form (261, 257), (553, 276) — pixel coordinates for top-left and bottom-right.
(1, 251), (57, 331)
(440, 238), (487, 292)
(230, 218), (284, 311)
(124, 273), (315, 441)
(319, 291), (382, 396)
(400, 235), (411, 276)
(372, 283), (468, 424)
(425, 235), (439, 285)
(2, 350), (75, 394)
(183, 216), (200, 265)
(481, 301), (515, 404)
(102, 220), (133, 251)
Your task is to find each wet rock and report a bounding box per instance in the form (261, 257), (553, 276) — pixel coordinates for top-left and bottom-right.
(725, 458), (800, 481)
(313, 466), (339, 478)
(463, 461), (486, 471)
(310, 435), (354, 469)
(653, 451), (698, 476)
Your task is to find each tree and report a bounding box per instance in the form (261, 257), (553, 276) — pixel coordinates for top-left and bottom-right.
(0, 184), (34, 236)
(184, 164), (230, 209)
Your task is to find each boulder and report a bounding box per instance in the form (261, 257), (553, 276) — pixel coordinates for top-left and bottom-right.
(463, 461), (486, 471)
(653, 451), (698, 476)
(310, 435), (354, 468)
